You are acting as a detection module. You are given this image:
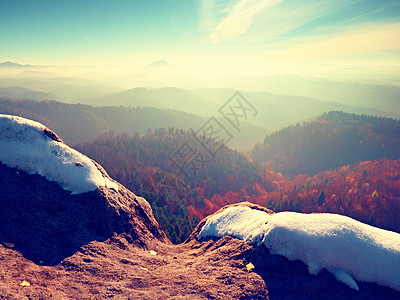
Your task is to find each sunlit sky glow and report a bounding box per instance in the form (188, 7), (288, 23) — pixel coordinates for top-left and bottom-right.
(1, 0), (399, 79)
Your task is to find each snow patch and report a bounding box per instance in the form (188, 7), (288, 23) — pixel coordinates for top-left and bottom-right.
(0, 114), (118, 194)
(331, 269), (359, 291)
(198, 206), (400, 291)
(198, 205), (271, 244)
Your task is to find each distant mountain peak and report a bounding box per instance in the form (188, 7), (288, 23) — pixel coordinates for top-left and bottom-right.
(0, 61), (46, 68)
(148, 60), (173, 67)
(0, 61), (31, 68)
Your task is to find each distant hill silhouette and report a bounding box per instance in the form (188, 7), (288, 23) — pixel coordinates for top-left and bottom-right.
(0, 87), (54, 100)
(0, 61), (33, 68)
(90, 87), (218, 117)
(147, 60), (174, 67)
(0, 98), (206, 144)
(0, 98), (265, 151)
(192, 89), (400, 130)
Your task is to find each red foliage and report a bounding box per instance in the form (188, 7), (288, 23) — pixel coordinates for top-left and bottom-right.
(195, 159), (400, 233)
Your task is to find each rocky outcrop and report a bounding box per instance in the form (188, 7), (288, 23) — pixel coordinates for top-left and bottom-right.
(0, 161), (169, 266)
(0, 160), (270, 299)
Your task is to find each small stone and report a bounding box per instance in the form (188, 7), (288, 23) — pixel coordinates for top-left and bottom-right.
(246, 262), (255, 272)
(20, 280), (30, 287)
(3, 242), (14, 248)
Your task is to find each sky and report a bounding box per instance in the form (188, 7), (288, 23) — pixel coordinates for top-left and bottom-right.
(1, 0), (400, 79)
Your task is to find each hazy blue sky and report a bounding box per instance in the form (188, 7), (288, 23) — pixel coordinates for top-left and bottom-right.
(1, 0), (399, 77)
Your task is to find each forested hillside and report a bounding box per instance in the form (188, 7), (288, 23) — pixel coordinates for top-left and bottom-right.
(0, 98), (205, 144)
(76, 113), (400, 242)
(0, 98), (266, 150)
(251, 111), (400, 175)
(75, 128), (269, 243)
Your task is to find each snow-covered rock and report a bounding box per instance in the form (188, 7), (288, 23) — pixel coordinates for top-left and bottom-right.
(0, 114), (118, 194)
(198, 205), (400, 291)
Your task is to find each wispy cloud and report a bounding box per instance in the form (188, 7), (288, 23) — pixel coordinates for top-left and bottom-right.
(259, 22), (400, 61)
(81, 36), (91, 41)
(199, 0), (235, 33)
(208, 0), (282, 43)
(207, 0), (400, 44)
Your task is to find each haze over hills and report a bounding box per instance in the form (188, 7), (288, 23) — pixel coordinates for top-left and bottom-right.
(191, 88), (400, 130)
(90, 86), (399, 127)
(1, 62), (399, 117)
(89, 87), (218, 117)
(0, 98), (266, 151)
(2, 64), (399, 133)
(238, 75), (400, 114)
(0, 75), (121, 102)
(0, 87), (55, 101)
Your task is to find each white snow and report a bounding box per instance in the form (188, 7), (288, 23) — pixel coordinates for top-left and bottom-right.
(0, 114), (118, 194)
(198, 206), (400, 291)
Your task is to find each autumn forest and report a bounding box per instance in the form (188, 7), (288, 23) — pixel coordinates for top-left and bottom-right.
(76, 112), (400, 243)
(1, 98), (399, 243)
